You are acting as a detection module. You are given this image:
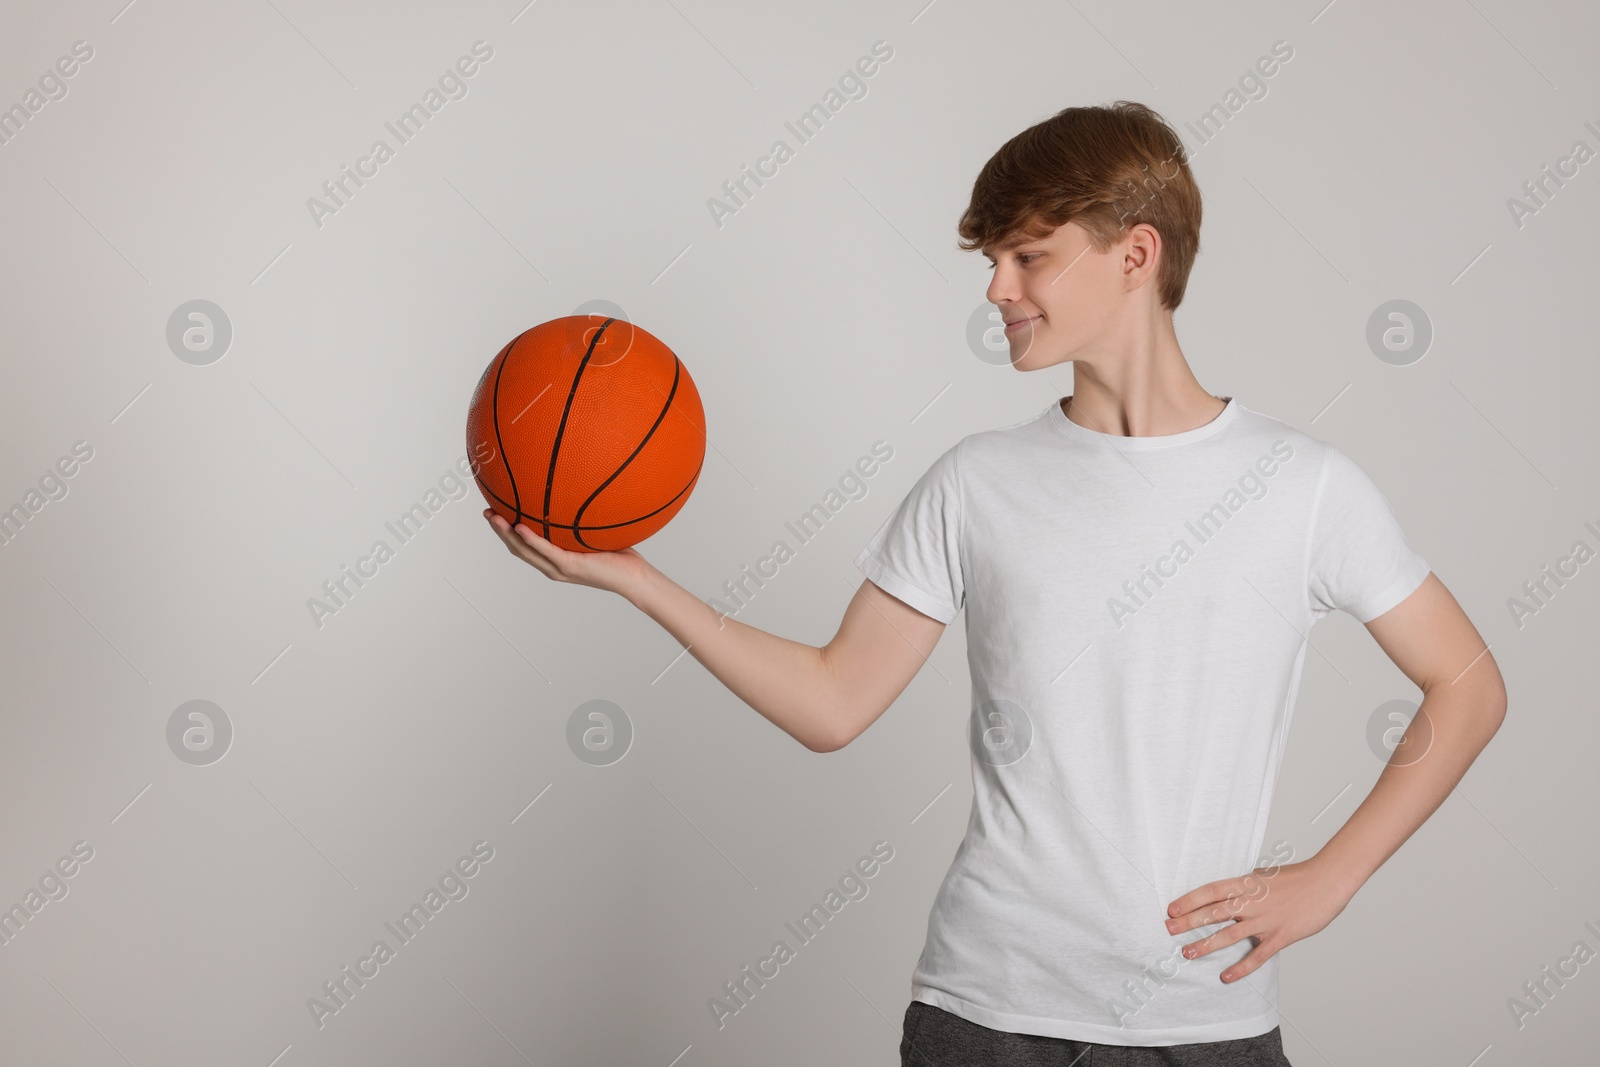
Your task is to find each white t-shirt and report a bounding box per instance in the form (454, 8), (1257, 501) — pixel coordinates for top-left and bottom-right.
(853, 395), (1430, 1045)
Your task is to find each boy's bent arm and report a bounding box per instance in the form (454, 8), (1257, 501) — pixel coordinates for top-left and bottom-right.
(1167, 572), (1508, 983)
(626, 566), (947, 753)
(1313, 572), (1509, 895)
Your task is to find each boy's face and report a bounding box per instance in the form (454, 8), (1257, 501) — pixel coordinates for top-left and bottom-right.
(982, 219), (1126, 369)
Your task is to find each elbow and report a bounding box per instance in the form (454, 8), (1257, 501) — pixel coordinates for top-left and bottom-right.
(805, 726), (852, 754)
(1484, 665), (1509, 723)
(1488, 684), (1509, 731)
(1472, 676), (1508, 744)
(804, 710), (864, 754)
(1442, 656), (1507, 738)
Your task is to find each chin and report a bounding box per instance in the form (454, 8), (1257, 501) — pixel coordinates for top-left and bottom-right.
(1009, 337), (1065, 369)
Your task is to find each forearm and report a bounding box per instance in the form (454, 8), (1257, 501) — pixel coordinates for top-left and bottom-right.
(623, 562), (844, 752)
(1312, 674), (1506, 895)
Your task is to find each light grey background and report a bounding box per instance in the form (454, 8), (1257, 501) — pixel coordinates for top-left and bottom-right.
(1, 1), (1595, 1064)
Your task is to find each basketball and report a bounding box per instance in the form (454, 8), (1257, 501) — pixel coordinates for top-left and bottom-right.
(466, 315), (706, 552)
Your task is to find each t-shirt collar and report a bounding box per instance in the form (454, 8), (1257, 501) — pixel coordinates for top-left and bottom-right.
(1048, 394), (1240, 450)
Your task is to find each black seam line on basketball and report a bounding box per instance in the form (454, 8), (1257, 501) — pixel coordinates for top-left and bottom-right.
(473, 470), (700, 531)
(475, 464), (700, 533)
(571, 355), (682, 550)
(544, 317), (616, 542)
(488, 332), (524, 528)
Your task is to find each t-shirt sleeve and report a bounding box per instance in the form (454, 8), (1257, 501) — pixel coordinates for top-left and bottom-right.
(853, 441), (965, 624)
(1306, 445), (1431, 624)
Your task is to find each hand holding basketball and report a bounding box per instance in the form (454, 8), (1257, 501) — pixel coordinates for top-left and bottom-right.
(483, 509), (653, 596)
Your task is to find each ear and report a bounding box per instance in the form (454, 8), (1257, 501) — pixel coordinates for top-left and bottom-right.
(1122, 223), (1162, 290)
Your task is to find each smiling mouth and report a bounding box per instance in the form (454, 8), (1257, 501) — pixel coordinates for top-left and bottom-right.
(1004, 315), (1039, 333)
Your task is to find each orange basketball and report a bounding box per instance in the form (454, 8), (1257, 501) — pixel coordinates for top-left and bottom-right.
(466, 315), (706, 552)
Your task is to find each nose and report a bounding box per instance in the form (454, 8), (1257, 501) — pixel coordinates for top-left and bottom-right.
(985, 267), (1016, 308)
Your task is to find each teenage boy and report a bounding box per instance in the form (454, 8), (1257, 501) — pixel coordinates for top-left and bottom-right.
(485, 101), (1506, 1066)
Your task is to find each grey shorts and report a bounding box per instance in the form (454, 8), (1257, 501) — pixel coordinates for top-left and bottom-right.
(900, 1000), (1294, 1066)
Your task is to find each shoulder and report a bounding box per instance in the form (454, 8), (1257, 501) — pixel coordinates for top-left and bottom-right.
(1226, 403), (1350, 483)
(1234, 407), (1414, 527)
(1229, 402), (1324, 454)
(912, 411), (1043, 478)
(946, 404), (1055, 463)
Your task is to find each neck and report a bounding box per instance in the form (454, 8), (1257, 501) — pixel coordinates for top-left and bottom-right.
(1059, 317), (1223, 438)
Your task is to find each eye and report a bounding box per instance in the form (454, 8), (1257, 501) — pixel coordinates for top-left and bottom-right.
(986, 253), (1041, 271)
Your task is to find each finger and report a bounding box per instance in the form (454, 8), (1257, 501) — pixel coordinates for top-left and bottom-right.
(511, 527), (566, 573)
(486, 516), (527, 553)
(1181, 921), (1252, 960)
(487, 511), (526, 538)
(511, 545), (559, 580)
(487, 513), (542, 553)
(1220, 937), (1275, 983)
(485, 514), (559, 576)
(511, 522), (551, 549)
(1167, 892), (1251, 934)
(1167, 880), (1232, 919)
